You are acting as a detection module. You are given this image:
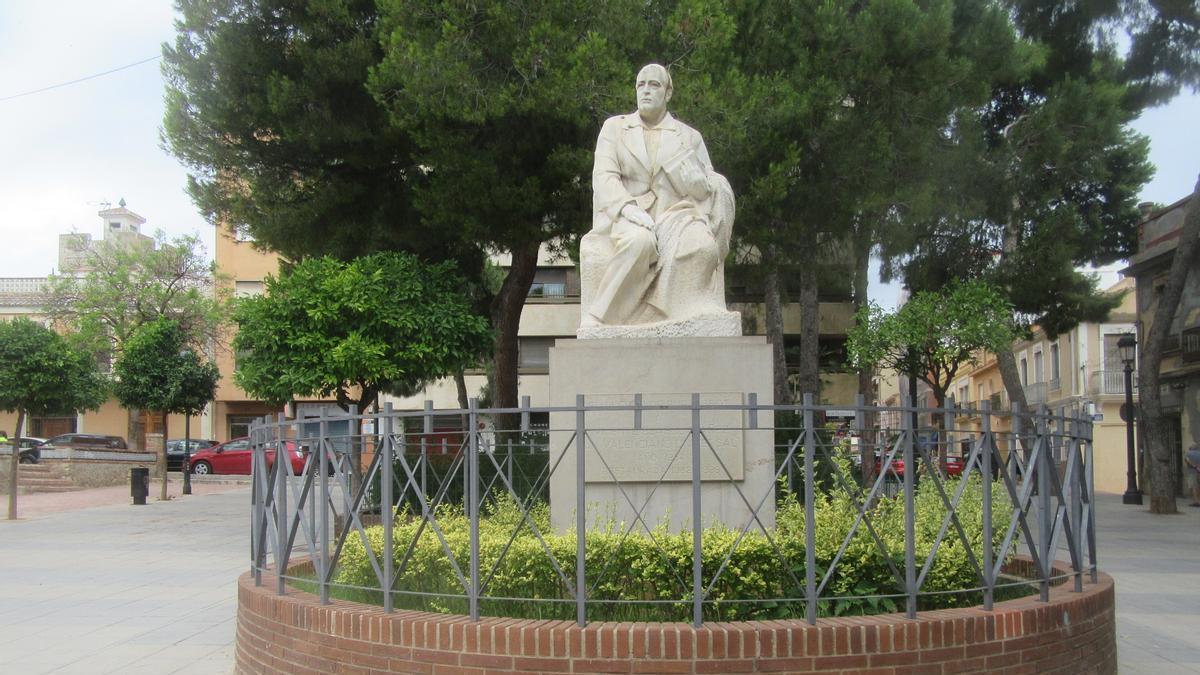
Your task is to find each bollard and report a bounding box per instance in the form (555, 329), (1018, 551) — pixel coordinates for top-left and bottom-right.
(130, 467), (149, 505)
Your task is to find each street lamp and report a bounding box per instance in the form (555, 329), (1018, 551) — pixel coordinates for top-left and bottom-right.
(1117, 333), (1141, 505)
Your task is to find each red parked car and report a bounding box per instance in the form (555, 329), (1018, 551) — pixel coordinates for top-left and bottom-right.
(875, 453), (966, 478)
(188, 437), (307, 475)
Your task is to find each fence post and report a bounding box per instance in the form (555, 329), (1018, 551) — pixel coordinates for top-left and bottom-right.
(275, 413), (288, 596)
(250, 419), (262, 586)
(422, 401), (432, 513)
(691, 393), (703, 628)
(576, 393), (587, 627)
(803, 393), (817, 625)
(1068, 408), (1083, 593)
(383, 402), (395, 613)
(468, 398), (481, 621)
(319, 407), (330, 604)
(1038, 406), (1051, 602)
(903, 395), (917, 619)
(981, 400), (994, 611)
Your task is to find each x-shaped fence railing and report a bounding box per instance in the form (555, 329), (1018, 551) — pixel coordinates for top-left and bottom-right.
(249, 396), (1096, 627)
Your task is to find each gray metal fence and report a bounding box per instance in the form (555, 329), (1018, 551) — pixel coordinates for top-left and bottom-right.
(248, 396), (1096, 627)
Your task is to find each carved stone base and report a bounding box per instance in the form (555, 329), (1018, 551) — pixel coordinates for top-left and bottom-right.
(548, 336), (775, 533)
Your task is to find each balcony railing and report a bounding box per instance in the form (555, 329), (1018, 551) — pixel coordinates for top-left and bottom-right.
(1023, 382), (1047, 404)
(1089, 369), (1137, 397)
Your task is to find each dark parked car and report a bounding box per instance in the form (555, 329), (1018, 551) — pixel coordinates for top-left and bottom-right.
(165, 438), (218, 471)
(10, 437), (47, 464)
(188, 437), (306, 475)
(40, 433), (128, 452)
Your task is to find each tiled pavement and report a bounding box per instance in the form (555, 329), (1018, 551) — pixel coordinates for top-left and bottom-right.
(0, 483), (1196, 674)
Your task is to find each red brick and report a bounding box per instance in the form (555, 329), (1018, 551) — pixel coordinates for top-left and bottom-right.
(573, 658), (632, 673)
(757, 657), (814, 672)
(811, 654), (870, 670)
(630, 660), (689, 673)
(459, 652), (513, 669)
(511, 656), (570, 672)
(695, 659), (755, 673)
(412, 648), (459, 666)
(919, 646), (965, 663)
(871, 651), (920, 667)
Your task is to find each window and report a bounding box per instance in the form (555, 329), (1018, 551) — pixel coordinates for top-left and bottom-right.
(978, 383), (985, 405)
(1033, 350), (1044, 383)
(235, 280), (264, 297)
(958, 385), (969, 406)
(528, 269), (568, 299)
(1020, 357), (1028, 385)
(518, 337), (556, 370)
(229, 416), (258, 439)
(109, 222), (120, 229)
(1049, 343), (1060, 389)
(1103, 333), (1126, 371)
(1184, 327), (1200, 364)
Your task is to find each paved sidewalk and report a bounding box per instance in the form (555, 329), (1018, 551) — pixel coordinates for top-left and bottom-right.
(1093, 492), (1200, 674)
(0, 487), (250, 674)
(0, 484), (1195, 673)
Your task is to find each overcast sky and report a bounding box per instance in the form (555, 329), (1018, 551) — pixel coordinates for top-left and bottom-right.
(1, 1), (1197, 298)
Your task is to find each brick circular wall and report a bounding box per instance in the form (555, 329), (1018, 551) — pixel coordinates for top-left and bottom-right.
(236, 565), (1115, 674)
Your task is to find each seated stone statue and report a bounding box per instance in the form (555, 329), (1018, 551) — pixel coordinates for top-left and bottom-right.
(578, 63), (739, 338)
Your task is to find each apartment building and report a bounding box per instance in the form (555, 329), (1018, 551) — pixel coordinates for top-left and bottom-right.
(1124, 193), (1199, 496)
(949, 278), (1138, 493)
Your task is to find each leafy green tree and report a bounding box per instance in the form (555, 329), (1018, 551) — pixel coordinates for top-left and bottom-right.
(233, 252), (492, 485)
(45, 232), (228, 451)
(881, 0), (1154, 416)
(162, 0), (475, 268)
(696, 0), (1022, 404)
(0, 319), (108, 519)
(113, 319), (220, 501)
(367, 0), (672, 424)
(847, 280), (1020, 414)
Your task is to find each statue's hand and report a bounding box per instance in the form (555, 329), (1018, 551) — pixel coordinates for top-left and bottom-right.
(676, 158), (711, 200)
(620, 203), (655, 230)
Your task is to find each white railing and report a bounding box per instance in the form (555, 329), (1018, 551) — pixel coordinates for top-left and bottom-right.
(0, 278), (48, 293)
(1090, 370), (1136, 397)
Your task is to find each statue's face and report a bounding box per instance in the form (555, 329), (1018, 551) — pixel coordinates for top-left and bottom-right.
(636, 66), (671, 119)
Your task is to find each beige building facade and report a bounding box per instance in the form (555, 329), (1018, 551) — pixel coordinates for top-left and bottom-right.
(952, 278), (1139, 493)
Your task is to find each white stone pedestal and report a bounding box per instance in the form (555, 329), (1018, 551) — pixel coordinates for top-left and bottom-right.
(548, 337), (775, 533)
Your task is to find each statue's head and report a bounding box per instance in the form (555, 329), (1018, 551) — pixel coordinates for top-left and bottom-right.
(636, 63), (672, 121)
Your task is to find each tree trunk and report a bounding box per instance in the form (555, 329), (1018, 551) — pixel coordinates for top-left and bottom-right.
(996, 349), (1028, 413)
(762, 246), (791, 406)
(490, 240), (540, 431)
(7, 409), (26, 520)
(159, 411), (169, 501)
(852, 233), (875, 408)
(797, 260), (821, 401)
(1139, 175), (1200, 514)
(127, 407), (145, 454)
(455, 370), (470, 410)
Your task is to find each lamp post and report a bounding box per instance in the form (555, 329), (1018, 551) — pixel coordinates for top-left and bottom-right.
(1118, 333), (1141, 505)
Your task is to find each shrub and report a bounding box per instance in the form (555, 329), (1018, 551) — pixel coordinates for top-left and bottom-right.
(331, 470), (1014, 621)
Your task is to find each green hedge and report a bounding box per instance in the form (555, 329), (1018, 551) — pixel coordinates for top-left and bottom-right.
(332, 467), (1015, 622)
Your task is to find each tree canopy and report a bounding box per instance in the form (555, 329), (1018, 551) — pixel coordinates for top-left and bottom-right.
(1, 318), (108, 519)
(45, 232), (227, 357)
(112, 318), (221, 501)
(232, 252), (492, 412)
(112, 318), (220, 417)
(847, 280), (1020, 410)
